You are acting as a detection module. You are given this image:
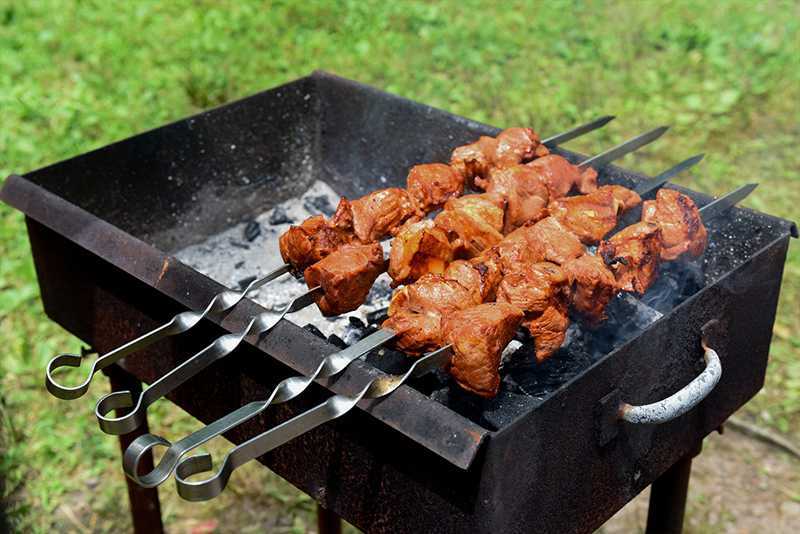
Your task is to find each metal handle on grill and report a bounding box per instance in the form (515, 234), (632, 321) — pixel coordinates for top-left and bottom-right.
(122, 329), (396, 487)
(94, 286), (320, 435)
(44, 264), (291, 400)
(173, 345), (454, 501)
(619, 340), (722, 425)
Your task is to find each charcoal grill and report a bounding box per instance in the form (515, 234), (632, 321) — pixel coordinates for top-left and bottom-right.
(2, 71), (796, 533)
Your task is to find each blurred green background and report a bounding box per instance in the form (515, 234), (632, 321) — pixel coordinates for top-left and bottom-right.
(1, 0), (798, 532)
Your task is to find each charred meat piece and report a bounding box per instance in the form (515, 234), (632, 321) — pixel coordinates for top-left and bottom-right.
(496, 262), (571, 362)
(279, 215), (358, 272)
(444, 302), (524, 398)
(388, 220), (453, 286)
(598, 222), (663, 294)
(547, 187), (624, 245)
(562, 254), (618, 325)
(444, 253), (504, 303)
(434, 193), (506, 258)
(525, 154), (598, 198)
(383, 274), (477, 355)
(641, 188), (708, 260)
(601, 184), (642, 212)
(332, 188), (417, 243)
(451, 127), (547, 186)
(406, 163), (465, 214)
(481, 165), (550, 233)
(304, 243), (385, 316)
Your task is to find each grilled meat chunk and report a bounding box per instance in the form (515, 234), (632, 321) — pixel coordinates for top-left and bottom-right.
(304, 243), (385, 316)
(481, 165), (550, 233)
(547, 187), (624, 244)
(444, 253), (504, 303)
(444, 302), (524, 398)
(406, 163), (465, 215)
(434, 193), (506, 258)
(333, 188), (417, 243)
(279, 215), (358, 272)
(602, 184), (642, 212)
(525, 154), (598, 198)
(388, 220), (453, 286)
(450, 127), (548, 186)
(562, 254), (619, 325)
(641, 188), (708, 260)
(383, 274), (477, 355)
(496, 262), (571, 362)
(598, 222), (663, 294)
(526, 216), (585, 266)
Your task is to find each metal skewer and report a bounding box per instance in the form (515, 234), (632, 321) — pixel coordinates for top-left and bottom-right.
(45, 116), (615, 401)
(173, 344), (454, 501)
(122, 153), (699, 488)
(170, 184), (756, 501)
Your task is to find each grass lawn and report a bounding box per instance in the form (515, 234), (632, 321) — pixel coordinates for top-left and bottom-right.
(1, 0), (798, 532)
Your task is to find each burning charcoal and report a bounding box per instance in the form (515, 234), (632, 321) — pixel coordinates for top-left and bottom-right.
(229, 239), (250, 250)
(238, 275), (257, 289)
(366, 307), (389, 326)
(244, 220), (261, 242)
(268, 206), (293, 225)
(303, 195), (335, 217)
(327, 334), (348, 349)
(367, 279), (392, 301)
(234, 261), (245, 269)
(342, 317), (370, 346)
(303, 324), (326, 339)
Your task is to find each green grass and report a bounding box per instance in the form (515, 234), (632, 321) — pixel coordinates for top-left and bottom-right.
(1, 0), (798, 531)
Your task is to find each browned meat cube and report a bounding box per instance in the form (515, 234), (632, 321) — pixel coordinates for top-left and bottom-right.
(526, 216), (585, 266)
(388, 220), (453, 287)
(304, 243), (385, 316)
(601, 184), (642, 212)
(383, 274), (477, 355)
(526, 154), (598, 198)
(434, 193), (505, 258)
(547, 187), (623, 245)
(481, 165), (550, 233)
(641, 188), (708, 261)
(406, 163), (465, 214)
(444, 302), (524, 398)
(598, 222), (663, 294)
(332, 188), (417, 243)
(443, 253), (503, 303)
(450, 135), (498, 187)
(496, 262), (571, 362)
(562, 254), (619, 325)
(279, 214), (357, 272)
(493, 127), (549, 168)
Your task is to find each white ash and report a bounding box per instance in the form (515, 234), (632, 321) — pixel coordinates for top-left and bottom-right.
(174, 180), (393, 339)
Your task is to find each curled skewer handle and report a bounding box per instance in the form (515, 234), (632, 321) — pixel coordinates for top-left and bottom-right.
(619, 341), (722, 425)
(123, 329), (396, 487)
(44, 264), (291, 401)
(174, 345), (453, 501)
(95, 286), (321, 435)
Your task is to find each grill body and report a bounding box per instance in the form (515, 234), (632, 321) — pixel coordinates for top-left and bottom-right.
(2, 72), (795, 533)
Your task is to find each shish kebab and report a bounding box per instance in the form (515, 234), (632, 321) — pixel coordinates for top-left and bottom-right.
(122, 153), (696, 487)
(172, 184), (757, 502)
(45, 117), (613, 401)
(95, 126), (668, 435)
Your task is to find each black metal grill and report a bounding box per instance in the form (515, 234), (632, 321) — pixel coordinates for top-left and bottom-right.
(2, 71), (796, 533)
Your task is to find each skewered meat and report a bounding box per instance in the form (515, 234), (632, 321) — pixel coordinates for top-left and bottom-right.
(279, 215), (358, 272)
(547, 187), (635, 244)
(496, 262), (571, 362)
(406, 163), (465, 215)
(562, 254), (618, 325)
(332, 188), (417, 243)
(481, 165), (550, 233)
(525, 154), (598, 198)
(602, 184), (642, 212)
(444, 253), (504, 303)
(444, 302), (524, 398)
(450, 127), (548, 186)
(493, 224), (543, 273)
(434, 193), (506, 258)
(641, 188), (707, 260)
(304, 243), (385, 316)
(388, 220), (453, 287)
(525, 216), (585, 266)
(598, 222), (663, 294)
(383, 274), (477, 355)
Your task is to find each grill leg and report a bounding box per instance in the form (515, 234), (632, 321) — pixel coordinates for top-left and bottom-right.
(645, 451), (695, 534)
(105, 365), (165, 534)
(317, 503), (342, 534)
